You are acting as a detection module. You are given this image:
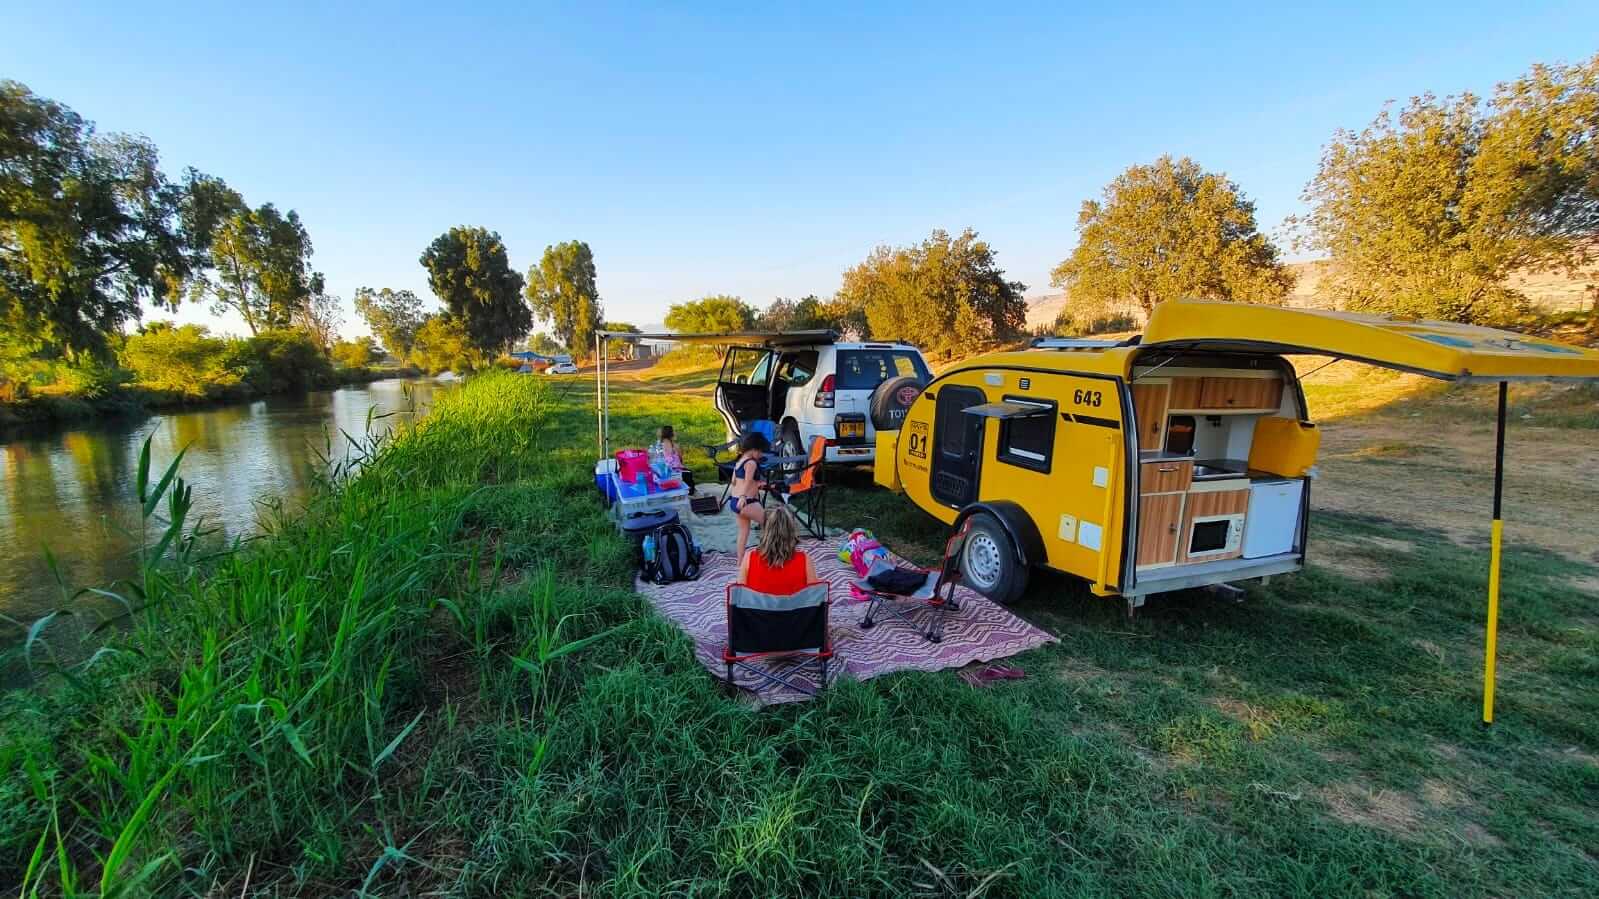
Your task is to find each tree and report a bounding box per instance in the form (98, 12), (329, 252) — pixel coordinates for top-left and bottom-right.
(525, 240), (602, 356)
(526, 332), (564, 355)
(331, 336), (380, 369)
(120, 322), (239, 398)
(755, 295), (833, 332)
(294, 287), (342, 354)
(1, 81), (199, 360)
(664, 295), (756, 333)
(409, 313), (483, 373)
(1052, 157), (1292, 318)
(420, 227), (530, 354)
(353, 287), (425, 357)
(196, 194), (323, 335)
(838, 229), (1027, 356)
(1298, 55), (1599, 323)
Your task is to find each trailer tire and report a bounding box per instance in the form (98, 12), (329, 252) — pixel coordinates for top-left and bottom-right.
(868, 376), (925, 432)
(961, 512), (1028, 604)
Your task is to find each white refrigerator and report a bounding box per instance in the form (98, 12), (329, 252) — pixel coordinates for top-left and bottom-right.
(1243, 479), (1304, 558)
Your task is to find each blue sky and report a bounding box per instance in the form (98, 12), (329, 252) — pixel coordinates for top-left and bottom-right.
(8, 2), (1597, 339)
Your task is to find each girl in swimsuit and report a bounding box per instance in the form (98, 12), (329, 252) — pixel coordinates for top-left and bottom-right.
(727, 430), (770, 556)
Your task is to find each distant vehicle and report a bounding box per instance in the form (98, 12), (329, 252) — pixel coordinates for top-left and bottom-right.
(714, 332), (932, 464)
(545, 361), (579, 375)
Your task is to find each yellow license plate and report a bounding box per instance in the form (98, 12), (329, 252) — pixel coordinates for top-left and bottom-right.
(839, 421), (864, 438)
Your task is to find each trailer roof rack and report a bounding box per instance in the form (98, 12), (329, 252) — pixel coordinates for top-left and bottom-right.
(1028, 337), (1128, 351)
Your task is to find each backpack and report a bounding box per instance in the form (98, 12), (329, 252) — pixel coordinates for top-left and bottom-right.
(643, 522), (702, 585)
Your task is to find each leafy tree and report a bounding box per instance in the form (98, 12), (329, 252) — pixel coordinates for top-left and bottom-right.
(600, 320), (638, 333)
(409, 313), (484, 373)
(1298, 54), (1599, 323)
(526, 332), (565, 355)
(331, 337), (380, 369)
(1052, 156), (1292, 318)
(120, 322), (239, 398)
(195, 191), (323, 335)
(224, 329), (332, 393)
(421, 227), (530, 354)
(839, 229), (1026, 356)
(525, 240), (602, 356)
(755, 295), (833, 332)
(294, 287), (343, 354)
(353, 286), (425, 357)
(0, 81), (199, 360)
(664, 295), (756, 333)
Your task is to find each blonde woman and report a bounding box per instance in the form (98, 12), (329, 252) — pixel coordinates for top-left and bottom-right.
(737, 503), (818, 591)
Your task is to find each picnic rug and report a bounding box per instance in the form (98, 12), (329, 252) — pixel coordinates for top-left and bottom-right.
(634, 539), (1058, 704)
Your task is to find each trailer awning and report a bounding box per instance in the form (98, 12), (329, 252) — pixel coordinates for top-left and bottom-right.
(962, 401), (1054, 420)
(597, 329), (839, 347)
(1140, 300), (1599, 382)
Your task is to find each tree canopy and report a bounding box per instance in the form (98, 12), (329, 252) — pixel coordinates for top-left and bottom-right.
(664, 295), (756, 334)
(190, 189), (323, 335)
(1052, 156), (1292, 318)
(353, 287), (426, 357)
(420, 227), (530, 354)
(1297, 54), (1599, 323)
(755, 295), (834, 332)
(409, 313), (483, 374)
(525, 240), (602, 354)
(838, 229), (1026, 356)
(1, 81), (202, 359)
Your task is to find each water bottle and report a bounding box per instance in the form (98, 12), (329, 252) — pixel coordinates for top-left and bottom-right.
(642, 534), (656, 563)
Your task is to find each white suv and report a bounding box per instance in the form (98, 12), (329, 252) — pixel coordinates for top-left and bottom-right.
(713, 333), (932, 463)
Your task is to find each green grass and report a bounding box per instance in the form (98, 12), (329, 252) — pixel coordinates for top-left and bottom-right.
(2, 367), (1596, 896)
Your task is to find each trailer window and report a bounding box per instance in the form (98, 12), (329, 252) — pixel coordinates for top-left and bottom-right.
(997, 398), (1055, 473)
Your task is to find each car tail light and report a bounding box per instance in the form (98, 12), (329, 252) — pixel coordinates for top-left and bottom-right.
(814, 374), (835, 407)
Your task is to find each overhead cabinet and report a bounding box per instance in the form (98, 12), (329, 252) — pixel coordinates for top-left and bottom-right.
(1197, 376), (1283, 411)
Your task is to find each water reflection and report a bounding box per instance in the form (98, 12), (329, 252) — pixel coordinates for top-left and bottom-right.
(1, 378), (448, 631)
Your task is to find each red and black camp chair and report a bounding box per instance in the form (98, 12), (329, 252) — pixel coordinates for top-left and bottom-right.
(854, 519), (972, 644)
(723, 581), (833, 697)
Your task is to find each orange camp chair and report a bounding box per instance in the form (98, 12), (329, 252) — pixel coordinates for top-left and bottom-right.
(770, 436), (831, 539)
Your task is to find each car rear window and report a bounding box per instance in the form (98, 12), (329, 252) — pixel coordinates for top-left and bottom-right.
(835, 349), (930, 390)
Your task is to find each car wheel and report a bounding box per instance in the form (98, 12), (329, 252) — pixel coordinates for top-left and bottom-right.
(960, 512), (1028, 604)
(780, 425), (805, 474)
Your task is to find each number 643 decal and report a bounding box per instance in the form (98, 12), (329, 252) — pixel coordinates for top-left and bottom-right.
(1072, 388), (1103, 407)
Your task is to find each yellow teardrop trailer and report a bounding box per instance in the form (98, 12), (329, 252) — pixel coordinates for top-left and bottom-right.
(873, 300), (1599, 721)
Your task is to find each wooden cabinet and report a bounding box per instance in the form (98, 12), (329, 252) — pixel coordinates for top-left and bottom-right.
(1136, 493), (1183, 567)
(1178, 487), (1249, 563)
(1199, 377), (1283, 411)
(1131, 383), (1169, 451)
(1139, 459), (1192, 494)
(1168, 377), (1204, 410)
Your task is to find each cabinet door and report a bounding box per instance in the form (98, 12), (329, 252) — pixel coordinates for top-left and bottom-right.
(1199, 377), (1283, 410)
(1131, 382), (1169, 451)
(1140, 460), (1193, 494)
(1136, 493), (1183, 567)
(1168, 377), (1204, 410)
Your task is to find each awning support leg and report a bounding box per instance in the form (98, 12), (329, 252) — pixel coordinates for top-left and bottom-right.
(1482, 380), (1507, 725)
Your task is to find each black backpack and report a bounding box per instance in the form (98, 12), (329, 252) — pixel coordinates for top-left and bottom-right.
(644, 522), (702, 585)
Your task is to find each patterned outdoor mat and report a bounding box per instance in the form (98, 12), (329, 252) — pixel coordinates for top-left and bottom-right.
(635, 539), (1058, 705)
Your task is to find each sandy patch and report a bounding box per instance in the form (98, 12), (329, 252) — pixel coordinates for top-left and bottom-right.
(1320, 781), (1422, 836)
(1309, 541), (1391, 582)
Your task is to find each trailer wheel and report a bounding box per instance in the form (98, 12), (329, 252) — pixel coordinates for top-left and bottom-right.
(961, 512), (1028, 604)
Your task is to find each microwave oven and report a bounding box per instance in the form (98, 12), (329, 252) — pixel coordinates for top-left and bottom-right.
(1187, 514), (1245, 558)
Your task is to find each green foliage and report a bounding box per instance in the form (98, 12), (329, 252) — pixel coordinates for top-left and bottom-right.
(352, 287), (426, 358)
(409, 313), (484, 374)
(120, 323), (239, 399)
(193, 186), (323, 335)
(525, 241), (602, 355)
(0, 81), (199, 360)
(599, 320), (638, 333)
(840, 228), (1027, 355)
(1052, 306), (1136, 336)
(225, 329), (335, 394)
(1298, 54), (1599, 323)
(331, 337), (380, 370)
(754, 295), (833, 332)
(1053, 156), (1292, 316)
(421, 227), (530, 354)
(525, 332), (565, 355)
(664, 294), (756, 334)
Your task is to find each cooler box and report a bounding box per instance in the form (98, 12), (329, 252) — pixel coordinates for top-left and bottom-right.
(619, 508), (679, 563)
(1247, 417), (1320, 477)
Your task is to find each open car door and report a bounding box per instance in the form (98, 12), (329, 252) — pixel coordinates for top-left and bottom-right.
(714, 346), (774, 436)
(1140, 300), (1599, 381)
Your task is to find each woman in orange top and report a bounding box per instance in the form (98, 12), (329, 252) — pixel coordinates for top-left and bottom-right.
(737, 503), (817, 592)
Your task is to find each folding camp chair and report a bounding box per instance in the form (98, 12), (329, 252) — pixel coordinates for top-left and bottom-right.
(724, 581), (833, 698)
(855, 519), (972, 643)
(704, 419), (777, 501)
(768, 436), (830, 539)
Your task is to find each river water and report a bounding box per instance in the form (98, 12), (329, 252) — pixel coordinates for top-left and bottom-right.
(0, 378), (453, 633)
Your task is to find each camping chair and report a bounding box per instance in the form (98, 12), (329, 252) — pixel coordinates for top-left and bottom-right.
(724, 581), (833, 698)
(767, 435), (830, 539)
(855, 519), (972, 644)
(704, 419), (777, 500)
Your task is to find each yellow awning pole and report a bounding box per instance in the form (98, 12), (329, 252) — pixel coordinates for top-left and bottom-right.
(1482, 381), (1507, 725)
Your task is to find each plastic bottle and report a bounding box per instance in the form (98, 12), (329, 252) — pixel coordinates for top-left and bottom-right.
(642, 534), (656, 563)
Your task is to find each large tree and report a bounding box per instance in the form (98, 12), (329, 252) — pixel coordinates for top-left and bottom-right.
(664, 295), (756, 333)
(1052, 156), (1292, 318)
(195, 194), (323, 335)
(839, 228), (1026, 356)
(409, 312), (483, 373)
(1298, 54), (1599, 323)
(353, 286), (425, 357)
(1, 81), (199, 359)
(293, 286), (343, 354)
(420, 227), (530, 354)
(525, 240), (602, 355)
(755, 295), (833, 332)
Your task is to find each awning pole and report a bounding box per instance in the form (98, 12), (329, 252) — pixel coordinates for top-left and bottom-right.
(1482, 380), (1507, 725)
(596, 332), (603, 457)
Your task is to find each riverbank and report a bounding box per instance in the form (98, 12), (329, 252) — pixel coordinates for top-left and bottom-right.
(2, 369), (1594, 895)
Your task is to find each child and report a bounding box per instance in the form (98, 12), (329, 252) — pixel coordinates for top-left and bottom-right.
(657, 425), (697, 493)
(727, 430), (770, 556)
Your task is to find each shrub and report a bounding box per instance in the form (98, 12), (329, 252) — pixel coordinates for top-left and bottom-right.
(331, 337), (380, 370)
(226, 329), (336, 393)
(121, 323), (241, 399)
(409, 315), (485, 374)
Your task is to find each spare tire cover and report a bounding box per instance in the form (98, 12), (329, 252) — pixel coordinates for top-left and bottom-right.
(869, 375), (927, 431)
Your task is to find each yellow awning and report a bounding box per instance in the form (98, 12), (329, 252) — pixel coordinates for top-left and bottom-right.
(1141, 300), (1599, 381)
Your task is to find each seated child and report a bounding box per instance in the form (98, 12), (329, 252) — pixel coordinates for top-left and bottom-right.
(657, 425), (697, 493)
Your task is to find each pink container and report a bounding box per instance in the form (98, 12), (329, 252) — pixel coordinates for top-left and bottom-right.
(615, 449), (651, 485)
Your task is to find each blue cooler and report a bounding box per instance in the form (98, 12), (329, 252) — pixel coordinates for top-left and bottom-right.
(595, 459), (619, 505)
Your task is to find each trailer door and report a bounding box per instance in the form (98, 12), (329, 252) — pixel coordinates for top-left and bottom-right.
(930, 385), (986, 508)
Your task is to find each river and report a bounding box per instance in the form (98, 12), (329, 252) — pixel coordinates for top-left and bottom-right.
(0, 378), (453, 636)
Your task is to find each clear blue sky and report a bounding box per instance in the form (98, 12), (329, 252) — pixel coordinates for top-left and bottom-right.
(8, 1), (1597, 339)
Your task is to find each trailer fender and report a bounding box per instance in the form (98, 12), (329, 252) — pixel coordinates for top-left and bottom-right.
(955, 501), (1045, 566)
